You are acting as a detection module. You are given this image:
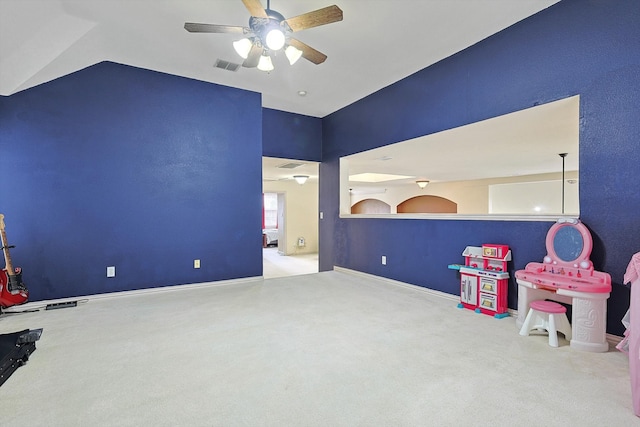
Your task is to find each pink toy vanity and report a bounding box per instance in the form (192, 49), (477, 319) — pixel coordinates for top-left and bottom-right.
(515, 218), (612, 352)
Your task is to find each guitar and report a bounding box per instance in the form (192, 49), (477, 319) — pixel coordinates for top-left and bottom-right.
(0, 214), (29, 309)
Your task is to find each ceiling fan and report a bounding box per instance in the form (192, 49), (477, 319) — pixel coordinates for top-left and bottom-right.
(184, 0), (343, 72)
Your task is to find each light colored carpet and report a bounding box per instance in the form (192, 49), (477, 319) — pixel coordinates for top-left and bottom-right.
(0, 270), (635, 426)
(262, 247), (318, 279)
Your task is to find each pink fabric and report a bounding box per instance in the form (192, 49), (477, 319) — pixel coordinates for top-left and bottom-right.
(625, 252), (640, 285)
(623, 252), (640, 417)
(617, 329), (630, 354)
(530, 299), (567, 314)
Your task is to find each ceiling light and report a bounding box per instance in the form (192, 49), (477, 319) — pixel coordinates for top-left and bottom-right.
(232, 38), (253, 59)
(293, 175), (309, 185)
(257, 54), (274, 72)
(265, 28), (285, 50)
(285, 45), (303, 65)
(297, 90), (307, 97)
(416, 180), (430, 189)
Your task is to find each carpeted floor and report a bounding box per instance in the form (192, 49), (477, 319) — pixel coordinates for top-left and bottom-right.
(262, 247), (318, 279)
(0, 270), (635, 426)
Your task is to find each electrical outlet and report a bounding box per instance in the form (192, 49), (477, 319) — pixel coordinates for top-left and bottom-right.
(381, 256), (387, 265)
(194, 259), (200, 269)
(106, 266), (116, 277)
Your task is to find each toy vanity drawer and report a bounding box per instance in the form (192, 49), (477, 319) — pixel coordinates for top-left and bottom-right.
(479, 277), (498, 294)
(479, 293), (498, 312)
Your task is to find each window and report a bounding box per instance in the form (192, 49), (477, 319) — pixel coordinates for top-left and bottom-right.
(263, 193), (278, 229)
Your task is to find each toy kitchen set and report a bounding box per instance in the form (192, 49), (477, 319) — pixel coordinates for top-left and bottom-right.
(448, 244), (512, 318)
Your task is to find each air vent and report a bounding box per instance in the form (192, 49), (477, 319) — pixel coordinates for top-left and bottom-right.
(278, 162), (305, 169)
(214, 59), (241, 72)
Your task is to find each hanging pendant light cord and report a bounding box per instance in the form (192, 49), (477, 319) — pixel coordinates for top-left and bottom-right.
(559, 153), (567, 214)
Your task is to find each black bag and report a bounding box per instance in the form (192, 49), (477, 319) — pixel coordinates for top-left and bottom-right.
(0, 328), (42, 387)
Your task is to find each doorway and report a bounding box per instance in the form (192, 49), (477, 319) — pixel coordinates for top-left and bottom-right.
(262, 157), (319, 278)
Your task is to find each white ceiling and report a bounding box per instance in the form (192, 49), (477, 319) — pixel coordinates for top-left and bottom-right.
(1, 0), (559, 118)
(1, 0), (566, 184)
(262, 156), (320, 183)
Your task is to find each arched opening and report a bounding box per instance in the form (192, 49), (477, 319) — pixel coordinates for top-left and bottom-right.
(351, 198), (391, 214)
(397, 195), (457, 213)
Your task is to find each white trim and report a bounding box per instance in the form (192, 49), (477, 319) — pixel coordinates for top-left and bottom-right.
(6, 268), (625, 347)
(606, 333), (623, 346)
(335, 266), (519, 316)
(334, 266), (460, 302)
(4, 275), (263, 312)
(340, 213), (564, 222)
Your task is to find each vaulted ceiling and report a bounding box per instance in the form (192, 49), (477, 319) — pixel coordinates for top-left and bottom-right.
(1, 0), (559, 118)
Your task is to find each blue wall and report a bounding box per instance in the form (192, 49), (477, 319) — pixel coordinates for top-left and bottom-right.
(0, 62), (264, 301)
(320, 0), (640, 335)
(263, 108), (322, 161)
(1, 1), (637, 339)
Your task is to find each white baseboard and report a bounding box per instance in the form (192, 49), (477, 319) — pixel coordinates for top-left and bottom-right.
(333, 267), (623, 346)
(606, 333), (623, 346)
(334, 266), (460, 303)
(7, 268), (626, 347)
(5, 275), (263, 313)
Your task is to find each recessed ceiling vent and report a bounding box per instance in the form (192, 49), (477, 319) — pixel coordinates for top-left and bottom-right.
(214, 59), (241, 72)
(277, 162), (305, 169)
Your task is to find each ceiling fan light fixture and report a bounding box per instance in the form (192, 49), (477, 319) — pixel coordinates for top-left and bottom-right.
(416, 180), (430, 189)
(185, 4), (343, 72)
(285, 45), (303, 65)
(265, 28), (285, 51)
(293, 175), (309, 185)
(232, 38), (253, 59)
(257, 53), (274, 72)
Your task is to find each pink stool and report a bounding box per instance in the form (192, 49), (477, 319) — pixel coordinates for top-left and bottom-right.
(519, 300), (572, 347)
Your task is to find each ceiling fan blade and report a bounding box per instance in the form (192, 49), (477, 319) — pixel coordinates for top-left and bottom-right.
(243, 43), (263, 68)
(289, 38), (327, 65)
(184, 23), (245, 34)
(241, 0), (268, 18)
(284, 5), (343, 32)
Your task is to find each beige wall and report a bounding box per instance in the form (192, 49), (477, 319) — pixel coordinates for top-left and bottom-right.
(349, 171), (579, 215)
(263, 179), (318, 255)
